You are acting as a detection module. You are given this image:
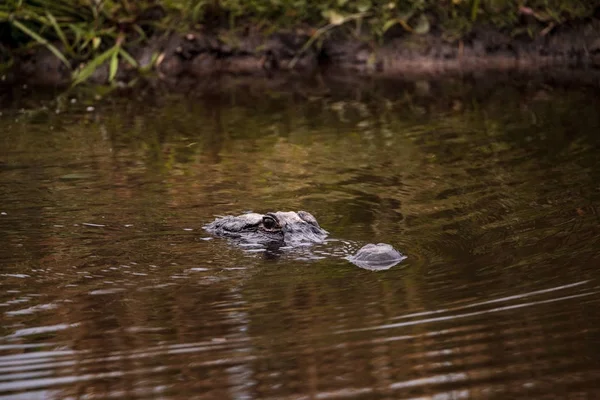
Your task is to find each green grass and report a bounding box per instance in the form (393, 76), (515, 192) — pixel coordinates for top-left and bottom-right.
(1, 0), (597, 84)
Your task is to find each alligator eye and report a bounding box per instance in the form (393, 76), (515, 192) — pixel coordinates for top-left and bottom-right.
(262, 216), (278, 230)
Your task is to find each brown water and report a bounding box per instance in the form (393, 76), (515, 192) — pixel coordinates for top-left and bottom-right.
(1, 75), (600, 399)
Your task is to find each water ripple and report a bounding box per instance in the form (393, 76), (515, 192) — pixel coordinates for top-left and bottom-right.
(337, 282), (596, 334)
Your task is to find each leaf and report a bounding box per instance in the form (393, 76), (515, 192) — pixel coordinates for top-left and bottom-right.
(355, 0), (371, 13)
(192, 1), (206, 22)
(92, 36), (101, 50)
(132, 24), (147, 41)
(108, 49), (118, 82)
(68, 23), (84, 47)
(382, 19), (398, 33)
(398, 10), (416, 22)
(139, 51), (159, 73)
(533, 10), (554, 23)
(323, 10), (346, 26)
(414, 14), (430, 34)
(398, 20), (413, 32)
(321, 10), (346, 26)
(11, 20), (70, 68)
(290, 11), (367, 68)
(119, 48), (138, 67)
(471, 0), (480, 21)
(72, 44), (118, 86)
(45, 11), (71, 53)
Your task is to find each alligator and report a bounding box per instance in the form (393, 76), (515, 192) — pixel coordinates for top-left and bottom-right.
(204, 210), (406, 270)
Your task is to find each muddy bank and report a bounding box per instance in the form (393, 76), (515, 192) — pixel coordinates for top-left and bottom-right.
(9, 16), (600, 87)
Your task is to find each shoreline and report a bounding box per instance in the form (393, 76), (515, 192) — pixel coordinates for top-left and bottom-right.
(6, 17), (600, 87)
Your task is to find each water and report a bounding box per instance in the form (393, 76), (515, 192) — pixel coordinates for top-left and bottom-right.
(1, 74), (600, 399)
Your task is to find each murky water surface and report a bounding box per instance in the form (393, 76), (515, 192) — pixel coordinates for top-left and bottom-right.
(1, 75), (600, 399)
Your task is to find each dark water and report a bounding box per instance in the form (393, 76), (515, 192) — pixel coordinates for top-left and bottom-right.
(1, 75), (600, 399)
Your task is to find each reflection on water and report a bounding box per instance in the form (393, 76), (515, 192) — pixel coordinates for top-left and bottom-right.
(1, 74), (600, 398)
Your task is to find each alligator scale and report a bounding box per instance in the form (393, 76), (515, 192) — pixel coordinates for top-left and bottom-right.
(204, 210), (406, 270)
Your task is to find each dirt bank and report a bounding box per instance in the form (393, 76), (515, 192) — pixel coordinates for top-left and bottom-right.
(9, 16), (600, 87)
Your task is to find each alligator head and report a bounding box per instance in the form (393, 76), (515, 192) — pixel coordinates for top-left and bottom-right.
(204, 210), (328, 246)
(204, 210), (406, 270)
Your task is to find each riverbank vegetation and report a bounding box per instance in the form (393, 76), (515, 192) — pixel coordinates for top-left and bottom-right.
(1, 1), (598, 84)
